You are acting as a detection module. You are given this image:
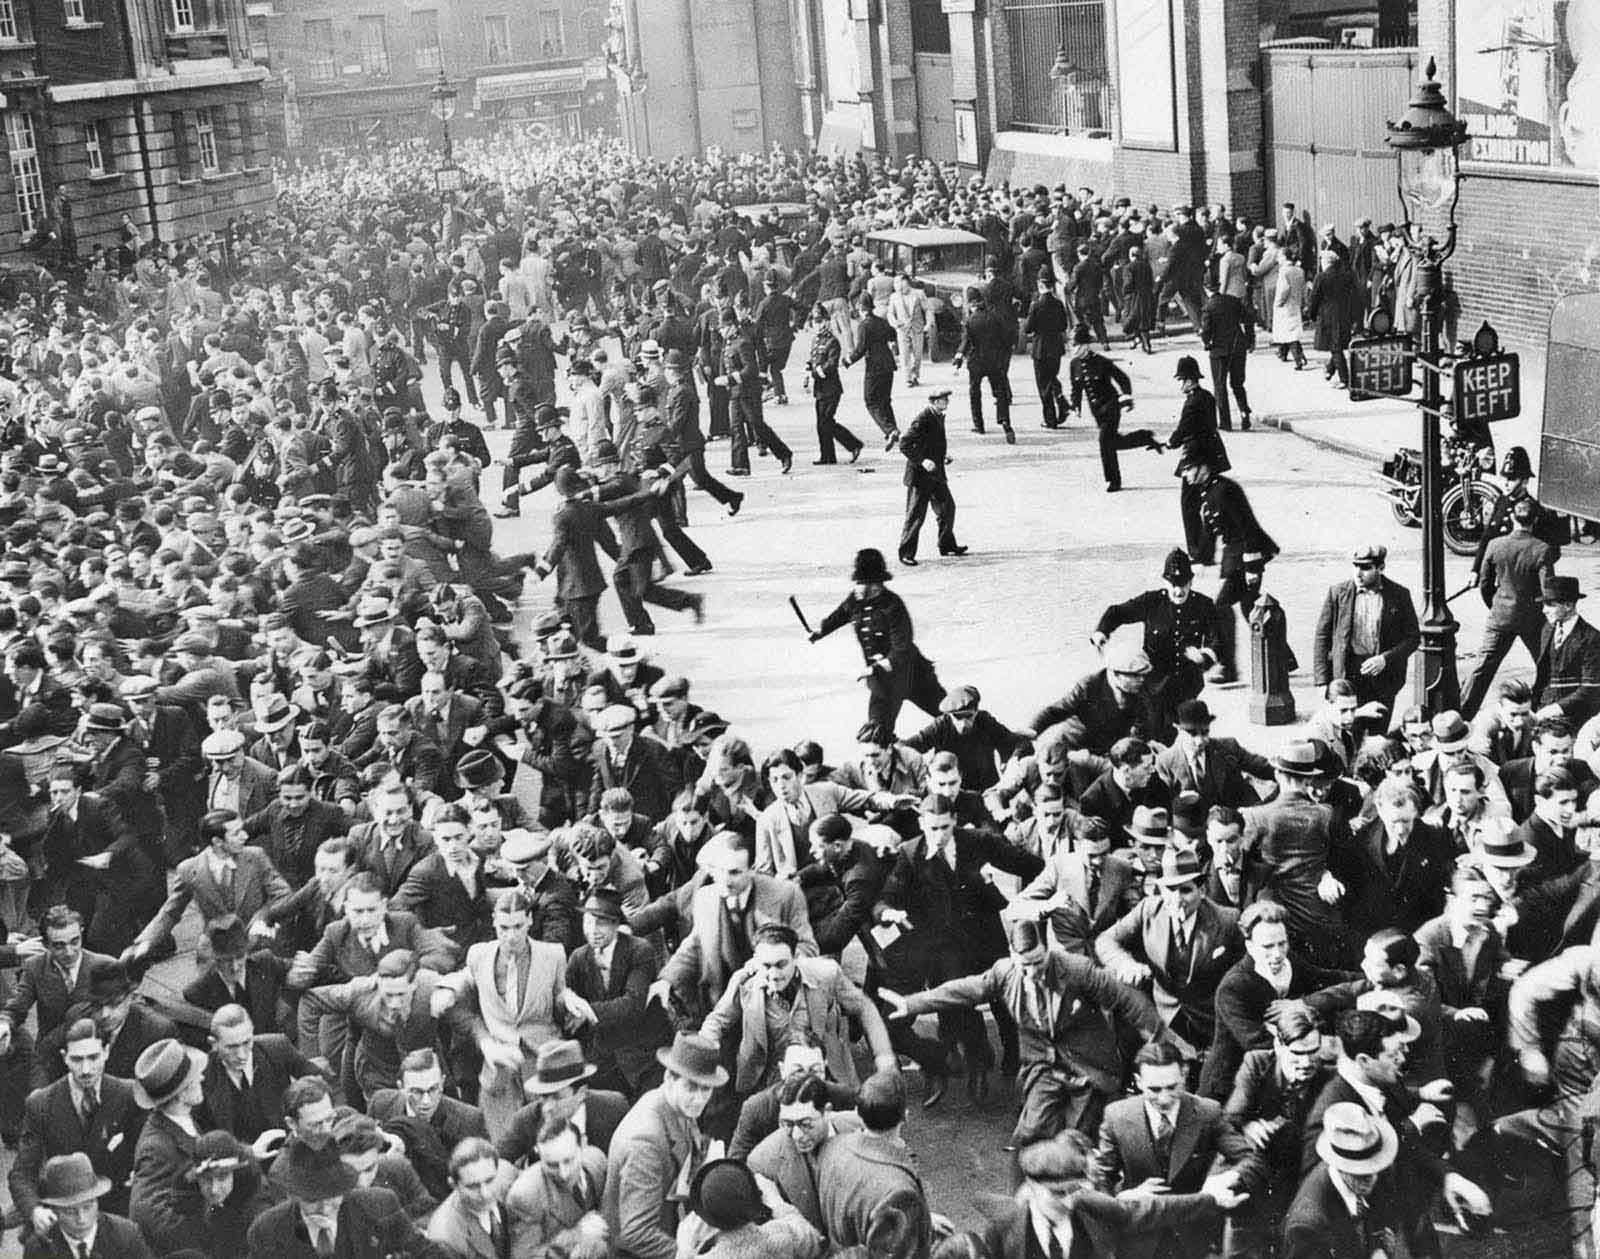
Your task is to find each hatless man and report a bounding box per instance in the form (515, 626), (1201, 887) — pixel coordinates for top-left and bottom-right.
(745, 1073), (862, 1237)
(1463, 497), (1557, 717)
(504, 1114), (608, 1255)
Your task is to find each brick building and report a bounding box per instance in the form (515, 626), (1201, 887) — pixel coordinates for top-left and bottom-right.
(257, 0), (611, 152)
(0, 0), (271, 262)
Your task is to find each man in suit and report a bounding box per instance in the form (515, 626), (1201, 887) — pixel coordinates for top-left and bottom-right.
(533, 466), (618, 652)
(585, 703), (681, 824)
(1091, 1041), (1260, 1259)
(495, 1040), (631, 1164)
(389, 803), (491, 947)
(246, 1137), (433, 1259)
(200, 730), (279, 823)
(1153, 699), (1270, 810)
(349, 782), (437, 900)
(1096, 848), (1244, 1050)
(699, 922), (895, 1098)
(1024, 272), (1071, 428)
(504, 1113), (608, 1257)
(844, 290), (903, 446)
(1313, 545), (1419, 734)
(12, 1019), (146, 1231)
(38, 765), (155, 955)
(603, 1032), (726, 1259)
(35, 961), (175, 1090)
(562, 890), (664, 1098)
(183, 922), (289, 1037)
(354, 709), (445, 805)
(816, 1071), (931, 1252)
(654, 831), (817, 1021)
(289, 872), (458, 992)
(1202, 902), (1352, 1101)
(297, 950), (446, 1103)
(1281, 1103), (1401, 1259)
(1222, 1005), (1333, 1258)
(127, 810), (292, 963)
(1534, 573), (1600, 727)
(405, 674), (485, 793)
(199, 1003), (322, 1142)
(1512, 763), (1585, 884)
(984, 1130), (1242, 1259)
(1013, 815), (1140, 954)
(354, 595), (425, 704)
(753, 750), (899, 880)
(22, 1152), (155, 1259)
(371, 1049), (491, 1202)
(1498, 714), (1594, 823)
(1330, 777), (1453, 951)
(886, 916), (1173, 1146)
(1462, 497), (1557, 717)
(437, 888), (588, 1141)
(896, 387), (965, 567)
(746, 1073), (861, 1237)
(954, 288), (1016, 443)
(0, 907), (109, 1067)
(1413, 865), (1507, 1102)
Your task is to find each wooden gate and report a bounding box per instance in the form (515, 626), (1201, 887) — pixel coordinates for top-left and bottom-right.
(1263, 46), (1419, 233)
(914, 52), (955, 163)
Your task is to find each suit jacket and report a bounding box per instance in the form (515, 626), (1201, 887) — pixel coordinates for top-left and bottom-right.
(1281, 1164), (1397, 1259)
(906, 947), (1163, 1095)
(133, 846), (291, 954)
(1015, 850), (1141, 955)
(1330, 815), (1453, 942)
(423, 1190), (503, 1259)
(246, 1187), (440, 1259)
(11, 1074), (145, 1219)
(565, 934), (663, 1089)
(700, 956), (893, 1093)
(1499, 754), (1597, 824)
(1479, 532), (1555, 625)
(983, 1194), (1221, 1259)
(1031, 669), (1163, 755)
(299, 970), (445, 1098)
(1300, 1074), (1446, 1188)
(1093, 1093), (1257, 1259)
(205, 759), (279, 822)
(746, 1116), (863, 1236)
(349, 821), (438, 899)
(442, 939), (569, 1074)
(755, 783), (881, 879)
(497, 1090), (630, 1164)
(182, 953), (288, 1035)
(1095, 897), (1243, 1038)
(602, 1087), (705, 1259)
(1202, 954), (1353, 1100)
(129, 1110), (206, 1254)
(199, 1033), (322, 1141)
(404, 694), (485, 767)
(586, 736), (681, 823)
(504, 1147), (607, 1259)
(1153, 738), (1270, 810)
(2, 949), (116, 1040)
(23, 1213), (153, 1259)
(1224, 1050), (1331, 1202)
(816, 1129), (930, 1254)
(899, 406), (949, 488)
(1312, 576), (1419, 694)
(659, 875), (817, 1015)
(390, 852), (492, 946)
(289, 910), (459, 989)
(1413, 913), (1507, 1014)
(1535, 616), (1600, 726)
(36, 1004), (176, 1087)
(543, 498), (617, 601)
(369, 1089), (490, 1150)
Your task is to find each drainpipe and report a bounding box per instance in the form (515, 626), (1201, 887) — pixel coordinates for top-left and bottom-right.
(113, 0), (164, 242)
(676, 0), (702, 153)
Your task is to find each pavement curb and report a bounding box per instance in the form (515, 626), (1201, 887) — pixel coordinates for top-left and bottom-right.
(1259, 412), (1387, 465)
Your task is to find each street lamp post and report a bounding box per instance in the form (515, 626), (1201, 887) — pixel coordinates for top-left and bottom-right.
(1386, 56), (1469, 717)
(429, 69), (458, 164)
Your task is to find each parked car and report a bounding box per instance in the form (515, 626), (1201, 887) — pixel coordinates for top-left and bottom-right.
(864, 226), (987, 358)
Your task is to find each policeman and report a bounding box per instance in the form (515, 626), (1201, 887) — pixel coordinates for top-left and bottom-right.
(1092, 548), (1221, 728)
(1169, 355), (1230, 561)
(897, 387), (966, 567)
(1067, 326), (1159, 493)
(1188, 457), (1280, 683)
(810, 548), (946, 732)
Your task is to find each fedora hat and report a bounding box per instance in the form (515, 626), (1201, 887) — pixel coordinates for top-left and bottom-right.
(1355, 990), (1422, 1043)
(1315, 1102), (1398, 1175)
(1542, 574), (1583, 604)
(582, 888), (626, 923)
(1272, 740), (1325, 778)
(353, 595), (397, 628)
(851, 548), (893, 584)
(1126, 806), (1171, 845)
(1157, 847), (1205, 888)
(133, 1038), (209, 1109)
(270, 1140), (359, 1200)
(544, 629), (579, 660)
(454, 748), (504, 792)
(83, 703), (127, 733)
(656, 1032), (729, 1088)
(1174, 699), (1213, 731)
(254, 694), (300, 734)
(1430, 710), (1470, 751)
(1474, 818), (1535, 869)
(1170, 791), (1207, 840)
(524, 1040), (599, 1094)
(207, 916), (250, 959)
(37, 1153), (112, 1207)
(186, 1130), (250, 1180)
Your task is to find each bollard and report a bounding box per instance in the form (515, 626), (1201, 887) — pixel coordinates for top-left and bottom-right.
(1248, 593), (1297, 726)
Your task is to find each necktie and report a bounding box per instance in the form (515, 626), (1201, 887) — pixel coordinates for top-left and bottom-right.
(1153, 1110), (1174, 1162)
(1085, 860), (1101, 910)
(219, 862), (235, 900)
(75, 1243), (90, 1259)
(313, 1227), (335, 1258)
(1193, 750), (1207, 784)
(1049, 1234), (1066, 1259)
(80, 1088), (97, 1128)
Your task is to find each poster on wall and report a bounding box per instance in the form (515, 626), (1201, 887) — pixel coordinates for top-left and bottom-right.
(1455, 0), (1598, 170)
(1115, 0), (1176, 148)
(954, 103), (978, 164)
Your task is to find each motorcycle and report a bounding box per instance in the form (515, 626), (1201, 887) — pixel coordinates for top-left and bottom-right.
(1375, 436), (1503, 557)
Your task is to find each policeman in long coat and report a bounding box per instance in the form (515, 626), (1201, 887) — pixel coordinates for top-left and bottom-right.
(810, 549), (945, 732)
(1169, 355), (1231, 561)
(1093, 549), (1221, 730)
(896, 388), (965, 566)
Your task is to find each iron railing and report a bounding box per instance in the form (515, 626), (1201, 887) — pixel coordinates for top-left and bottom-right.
(1002, 0), (1109, 134)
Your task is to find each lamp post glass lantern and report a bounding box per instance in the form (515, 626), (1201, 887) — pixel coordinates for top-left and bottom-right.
(429, 70), (459, 165)
(1385, 55), (1469, 715)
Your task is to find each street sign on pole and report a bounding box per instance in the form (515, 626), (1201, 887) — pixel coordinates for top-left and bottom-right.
(435, 165), (463, 194)
(1453, 351), (1521, 424)
(1348, 336), (1416, 400)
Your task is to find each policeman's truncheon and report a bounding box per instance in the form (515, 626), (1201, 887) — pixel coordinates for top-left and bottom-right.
(1248, 594), (1297, 725)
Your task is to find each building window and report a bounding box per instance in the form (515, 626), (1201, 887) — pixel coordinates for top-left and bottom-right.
(355, 14), (388, 74)
(411, 8), (440, 69)
(0, 0), (16, 40)
(63, 0), (86, 23)
(170, 0), (194, 30)
(484, 14), (508, 63)
(1001, 0), (1108, 134)
(194, 107), (219, 172)
(84, 119), (114, 175)
(303, 16), (333, 79)
(536, 9), (561, 56)
(5, 112), (45, 233)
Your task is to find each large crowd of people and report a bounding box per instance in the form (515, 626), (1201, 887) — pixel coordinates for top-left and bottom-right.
(0, 128), (1591, 1259)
